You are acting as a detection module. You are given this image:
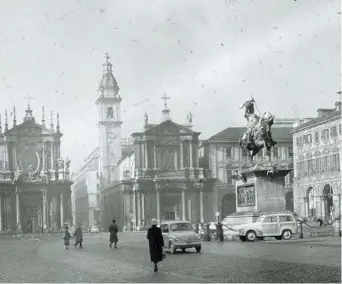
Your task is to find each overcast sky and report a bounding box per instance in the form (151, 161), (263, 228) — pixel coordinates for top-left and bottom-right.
(0, 0), (340, 170)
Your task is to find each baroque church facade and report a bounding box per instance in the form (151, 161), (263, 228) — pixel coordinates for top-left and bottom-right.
(101, 96), (214, 231)
(0, 103), (72, 233)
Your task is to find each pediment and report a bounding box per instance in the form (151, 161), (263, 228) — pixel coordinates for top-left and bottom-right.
(5, 121), (54, 137)
(145, 120), (195, 135)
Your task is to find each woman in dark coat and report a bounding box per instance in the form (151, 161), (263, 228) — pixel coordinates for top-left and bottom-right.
(109, 219), (119, 248)
(147, 219), (164, 272)
(63, 224), (72, 250)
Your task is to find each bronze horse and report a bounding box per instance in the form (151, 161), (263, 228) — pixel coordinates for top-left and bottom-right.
(239, 112), (277, 163)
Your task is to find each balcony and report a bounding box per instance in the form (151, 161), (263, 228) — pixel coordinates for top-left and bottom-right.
(134, 168), (206, 181)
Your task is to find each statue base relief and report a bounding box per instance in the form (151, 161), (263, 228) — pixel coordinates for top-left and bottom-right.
(229, 163), (292, 223)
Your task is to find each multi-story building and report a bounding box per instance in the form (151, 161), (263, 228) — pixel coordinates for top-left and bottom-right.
(292, 101), (341, 223)
(102, 97), (214, 231)
(0, 103), (72, 233)
(199, 119), (295, 220)
(71, 148), (101, 228)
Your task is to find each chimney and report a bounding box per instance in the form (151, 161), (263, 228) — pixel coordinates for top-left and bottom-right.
(335, 101), (341, 112)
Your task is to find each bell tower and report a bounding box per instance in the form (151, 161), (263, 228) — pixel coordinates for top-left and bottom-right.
(96, 53), (122, 184)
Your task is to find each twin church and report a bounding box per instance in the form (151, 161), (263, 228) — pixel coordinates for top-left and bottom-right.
(72, 54), (294, 231)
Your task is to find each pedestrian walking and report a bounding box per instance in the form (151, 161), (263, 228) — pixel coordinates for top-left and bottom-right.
(109, 219), (119, 248)
(63, 224), (73, 250)
(147, 218), (165, 272)
(74, 222), (83, 249)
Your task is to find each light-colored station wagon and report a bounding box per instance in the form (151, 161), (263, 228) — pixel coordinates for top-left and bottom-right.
(235, 212), (298, 242)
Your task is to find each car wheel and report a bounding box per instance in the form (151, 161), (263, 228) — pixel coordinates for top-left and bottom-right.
(246, 230), (257, 242)
(239, 236), (247, 242)
(282, 230), (292, 240)
(275, 236), (282, 240)
(195, 246), (201, 253)
(169, 241), (176, 254)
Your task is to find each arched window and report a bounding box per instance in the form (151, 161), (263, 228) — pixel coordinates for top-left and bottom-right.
(107, 107), (114, 118)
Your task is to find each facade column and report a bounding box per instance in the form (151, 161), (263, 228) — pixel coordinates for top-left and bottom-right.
(141, 193), (145, 225)
(180, 141), (184, 169)
(4, 143), (8, 171)
(153, 145), (157, 169)
(13, 142), (17, 169)
(181, 189), (186, 220)
(156, 188), (161, 222)
(199, 190), (204, 223)
(42, 191), (47, 230)
(60, 193), (64, 228)
(0, 194), (2, 231)
(144, 141), (149, 169)
(189, 141), (193, 168)
(51, 144), (55, 171)
(132, 190), (137, 229)
(137, 192), (141, 228)
(15, 190), (21, 230)
(174, 151), (178, 169)
(42, 142), (46, 170)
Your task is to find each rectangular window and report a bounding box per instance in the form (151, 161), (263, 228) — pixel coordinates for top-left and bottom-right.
(226, 169), (233, 184)
(339, 124), (342, 135)
(303, 135), (307, 143)
(279, 216), (293, 222)
(324, 156), (329, 172)
(264, 216), (278, 223)
(308, 159), (313, 176)
(320, 157), (325, 173)
(330, 126), (337, 137)
(288, 147), (293, 158)
(273, 147), (279, 158)
(321, 129), (329, 139)
(315, 132), (319, 141)
(303, 160), (308, 177)
(307, 134), (312, 143)
(316, 158), (320, 173)
(296, 137), (300, 145)
(225, 148), (232, 158)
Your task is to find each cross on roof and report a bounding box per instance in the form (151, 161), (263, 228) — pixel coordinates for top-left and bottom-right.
(25, 94), (35, 106)
(161, 93), (170, 108)
(105, 52), (110, 62)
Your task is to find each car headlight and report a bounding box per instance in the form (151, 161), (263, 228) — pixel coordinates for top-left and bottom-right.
(238, 228), (246, 234)
(171, 235), (179, 241)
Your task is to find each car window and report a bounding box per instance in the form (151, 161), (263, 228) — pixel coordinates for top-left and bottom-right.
(279, 215), (294, 222)
(161, 225), (169, 233)
(170, 222), (193, 231)
(263, 216), (278, 223)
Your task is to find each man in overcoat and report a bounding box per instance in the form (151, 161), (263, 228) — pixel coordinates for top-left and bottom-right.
(109, 219), (119, 248)
(147, 219), (164, 272)
(74, 222), (83, 249)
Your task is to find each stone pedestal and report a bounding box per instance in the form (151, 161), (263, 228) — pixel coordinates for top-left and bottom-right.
(233, 164), (292, 215)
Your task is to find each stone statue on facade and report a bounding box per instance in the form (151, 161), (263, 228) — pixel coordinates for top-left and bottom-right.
(186, 111), (193, 124)
(26, 165), (34, 180)
(65, 157), (70, 172)
(14, 166), (22, 182)
(58, 158), (64, 170)
(144, 112), (148, 125)
(239, 97), (277, 163)
(39, 169), (48, 183)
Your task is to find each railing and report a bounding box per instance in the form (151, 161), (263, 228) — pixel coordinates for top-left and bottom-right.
(134, 168), (206, 180)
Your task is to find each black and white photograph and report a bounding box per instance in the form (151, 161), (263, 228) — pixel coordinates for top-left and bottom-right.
(0, 0), (341, 282)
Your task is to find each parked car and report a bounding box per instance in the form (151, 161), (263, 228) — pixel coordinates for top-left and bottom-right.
(90, 225), (100, 234)
(160, 220), (202, 254)
(235, 212), (298, 242)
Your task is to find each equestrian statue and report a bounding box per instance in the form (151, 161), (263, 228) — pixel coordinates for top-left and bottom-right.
(239, 96), (277, 163)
